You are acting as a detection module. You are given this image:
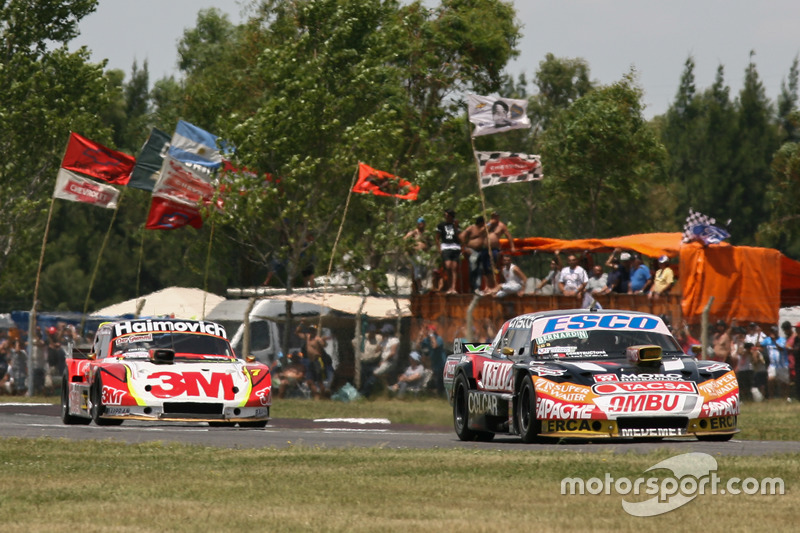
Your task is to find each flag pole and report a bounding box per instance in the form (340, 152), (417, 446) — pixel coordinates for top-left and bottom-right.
(80, 187), (125, 334)
(135, 224), (146, 299)
(320, 165), (359, 328)
(202, 218), (215, 320)
(470, 135), (497, 288)
(27, 197), (56, 397)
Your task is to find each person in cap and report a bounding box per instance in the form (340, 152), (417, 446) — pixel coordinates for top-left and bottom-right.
(404, 216), (430, 293)
(647, 255), (675, 300)
(389, 350), (427, 397)
(604, 248), (630, 293)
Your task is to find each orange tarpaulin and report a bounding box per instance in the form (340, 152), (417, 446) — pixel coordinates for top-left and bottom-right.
(504, 233), (800, 324)
(511, 232), (683, 259)
(680, 242), (781, 324)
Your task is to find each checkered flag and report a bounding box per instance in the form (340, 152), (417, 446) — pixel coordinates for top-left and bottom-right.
(682, 209), (731, 244)
(476, 151), (543, 188)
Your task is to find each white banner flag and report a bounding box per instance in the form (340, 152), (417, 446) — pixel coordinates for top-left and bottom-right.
(152, 154), (216, 207)
(53, 168), (120, 209)
(468, 94), (531, 137)
(476, 151), (542, 188)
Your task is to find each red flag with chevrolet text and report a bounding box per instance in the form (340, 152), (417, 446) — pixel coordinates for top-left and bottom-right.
(61, 132), (135, 185)
(353, 162), (419, 200)
(145, 196), (203, 230)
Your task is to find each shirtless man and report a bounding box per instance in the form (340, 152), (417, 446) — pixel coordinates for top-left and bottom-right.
(460, 216), (491, 294)
(487, 211), (515, 261)
(404, 217), (429, 293)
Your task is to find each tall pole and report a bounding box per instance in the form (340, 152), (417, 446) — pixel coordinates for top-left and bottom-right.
(28, 197), (56, 397)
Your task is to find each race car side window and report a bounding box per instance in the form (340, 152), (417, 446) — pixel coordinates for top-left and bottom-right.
(496, 328), (529, 359)
(96, 329), (111, 359)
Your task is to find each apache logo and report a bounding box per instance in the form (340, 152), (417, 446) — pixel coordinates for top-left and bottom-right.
(114, 320), (226, 339)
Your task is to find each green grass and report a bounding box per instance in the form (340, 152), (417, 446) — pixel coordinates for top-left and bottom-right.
(0, 438), (796, 532)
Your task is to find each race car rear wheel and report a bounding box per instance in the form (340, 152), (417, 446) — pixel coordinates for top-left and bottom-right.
(90, 377), (123, 426)
(517, 376), (542, 443)
(453, 373), (477, 441)
(60, 372), (90, 425)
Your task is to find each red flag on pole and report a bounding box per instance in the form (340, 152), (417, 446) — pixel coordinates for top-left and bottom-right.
(353, 163), (419, 200)
(145, 196), (204, 230)
(61, 132), (135, 185)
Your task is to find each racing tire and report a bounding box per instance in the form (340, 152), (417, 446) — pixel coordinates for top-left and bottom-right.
(60, 373), (90, 425)
(238, 420), (269, 428)
(697, 433), (734, 442)
(453, 373), (478, 441)
(90, 377), (123, 426)
(517, 376), (542, 443)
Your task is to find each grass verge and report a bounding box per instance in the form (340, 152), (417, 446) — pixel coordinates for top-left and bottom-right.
(0, 438), (796, 533)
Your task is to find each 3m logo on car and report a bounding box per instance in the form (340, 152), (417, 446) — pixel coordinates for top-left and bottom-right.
(147, 371), (235, 400)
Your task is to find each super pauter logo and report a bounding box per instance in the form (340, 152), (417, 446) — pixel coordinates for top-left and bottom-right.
(114, 320), (227, 339)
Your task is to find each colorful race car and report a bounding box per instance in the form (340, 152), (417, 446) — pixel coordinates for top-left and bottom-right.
(444, 309), (739, 442)
(61, 318), (271, 427)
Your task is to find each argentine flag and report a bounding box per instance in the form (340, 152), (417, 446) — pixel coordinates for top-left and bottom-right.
(168, 120), (223, 170)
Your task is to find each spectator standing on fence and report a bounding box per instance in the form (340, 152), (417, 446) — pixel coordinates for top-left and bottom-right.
(460, 216), (492, 295)
(404, 217), (430, 294)
(435, 209), (461, 295)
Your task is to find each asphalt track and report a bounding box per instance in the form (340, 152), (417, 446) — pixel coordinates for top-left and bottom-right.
(2, 403), (799, 455)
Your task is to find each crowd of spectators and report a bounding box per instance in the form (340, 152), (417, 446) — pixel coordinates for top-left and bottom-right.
(706, 318), (798, 402)
(0, 322), (83, 396)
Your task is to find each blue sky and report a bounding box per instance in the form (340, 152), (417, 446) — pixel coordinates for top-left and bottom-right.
(71, 1), (800, 118)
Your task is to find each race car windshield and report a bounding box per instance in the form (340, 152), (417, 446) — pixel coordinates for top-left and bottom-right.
(112, 332), (234, 360)
(533, 329), (683, 360)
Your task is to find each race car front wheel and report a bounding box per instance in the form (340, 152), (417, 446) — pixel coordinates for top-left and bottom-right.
(60, 373), (90, 425)
(517, 376), (542, 443)
(90, 377), (123, 426)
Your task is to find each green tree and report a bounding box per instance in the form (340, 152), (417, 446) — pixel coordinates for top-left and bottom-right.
(729, 52), (779, 244)
(192, 0), (520, 293)
(0, 0), (119, 311)
(539, 74), (668, 237)
(758, 141), (800, 254)
(777, 55), (799, 142)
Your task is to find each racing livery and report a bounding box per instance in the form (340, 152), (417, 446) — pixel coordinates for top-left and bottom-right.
(444, 310), (739, 442)
(61, 318), (271, 427)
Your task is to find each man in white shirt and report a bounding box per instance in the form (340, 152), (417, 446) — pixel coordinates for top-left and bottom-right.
(558, 254), (588, 299)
